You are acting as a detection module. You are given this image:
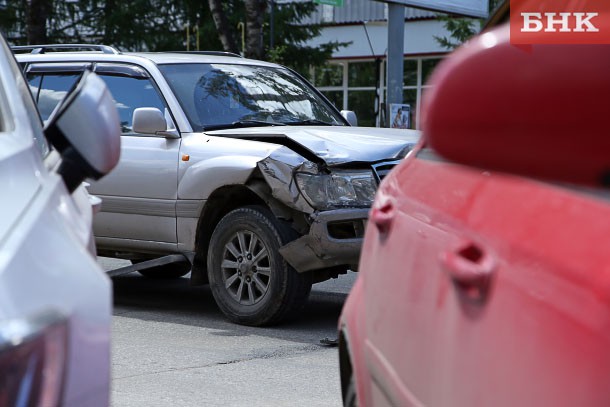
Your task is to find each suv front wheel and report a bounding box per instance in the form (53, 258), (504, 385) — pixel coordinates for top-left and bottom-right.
(207, 206), (312, 326)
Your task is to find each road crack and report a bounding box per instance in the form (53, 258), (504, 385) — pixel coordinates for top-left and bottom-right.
(115, 344), (325, 381)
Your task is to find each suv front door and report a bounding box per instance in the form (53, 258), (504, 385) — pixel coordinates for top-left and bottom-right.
(27, 63), (180, 246)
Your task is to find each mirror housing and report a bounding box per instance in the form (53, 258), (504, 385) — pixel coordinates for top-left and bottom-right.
(45, 71), (121, 193)
(424, 24), (610, 187)
(133, 107), (166, 134)
(132, 107), (180, 138)
(341, 110), (358, 127)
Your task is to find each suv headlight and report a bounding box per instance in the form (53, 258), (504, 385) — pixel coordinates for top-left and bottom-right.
(295, 170), (377, 210)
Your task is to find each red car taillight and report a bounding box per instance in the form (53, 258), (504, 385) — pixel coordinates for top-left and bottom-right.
(0, 311), (69, 407)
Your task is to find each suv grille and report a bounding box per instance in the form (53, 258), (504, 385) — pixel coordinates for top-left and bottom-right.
(372, 160), (402, 184)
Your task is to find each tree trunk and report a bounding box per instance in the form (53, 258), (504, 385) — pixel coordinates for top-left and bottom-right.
(26, 0), (50, 44)
(103, 0), (116, 45)
(207, 0), (238, 54)
(244, 0), (266, 60)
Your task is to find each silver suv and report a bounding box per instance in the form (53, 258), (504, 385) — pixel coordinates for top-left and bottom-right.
(2, 39), (120, 405)
(16, 45), (419, 326)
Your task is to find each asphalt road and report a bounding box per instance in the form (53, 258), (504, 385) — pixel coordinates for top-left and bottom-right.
(99, 257), (357, 407)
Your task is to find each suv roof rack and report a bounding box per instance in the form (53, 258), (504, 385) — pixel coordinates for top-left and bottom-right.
(170, 51), (243, 58)
(11, 44), (121, 55)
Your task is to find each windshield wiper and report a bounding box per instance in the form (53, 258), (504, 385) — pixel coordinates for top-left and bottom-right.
(285, 119), (336, 126)
(202, 120), (286, 131)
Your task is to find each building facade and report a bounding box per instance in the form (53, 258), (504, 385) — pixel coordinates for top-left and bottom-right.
(303, 1), (451, 128)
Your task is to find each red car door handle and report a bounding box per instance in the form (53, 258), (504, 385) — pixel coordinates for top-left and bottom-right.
(441, 241), (497, 301)
(370, 197), (396, 234)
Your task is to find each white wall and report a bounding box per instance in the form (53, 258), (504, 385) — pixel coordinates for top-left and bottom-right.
(307, 19), (451, 59)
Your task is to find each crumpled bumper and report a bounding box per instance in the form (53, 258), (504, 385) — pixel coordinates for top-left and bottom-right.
(279, 208), (369, 273)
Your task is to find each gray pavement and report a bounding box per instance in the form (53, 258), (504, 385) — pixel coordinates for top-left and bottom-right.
(99, 257), (356, 407)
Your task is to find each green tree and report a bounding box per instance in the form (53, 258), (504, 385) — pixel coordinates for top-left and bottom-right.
(206, 0), (347, 75)
(434, 0), (504, 50)
(207, 0), (238, 53)
(265, 1), (347, 75)
(0, 0), (343, 75)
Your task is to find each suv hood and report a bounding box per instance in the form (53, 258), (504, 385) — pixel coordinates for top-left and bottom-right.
(205, 126), (420, 165)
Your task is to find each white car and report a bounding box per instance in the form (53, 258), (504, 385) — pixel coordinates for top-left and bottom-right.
(0, 36), (120, 406)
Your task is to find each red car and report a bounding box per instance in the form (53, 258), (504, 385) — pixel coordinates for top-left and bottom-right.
(338, 24), (610, 407)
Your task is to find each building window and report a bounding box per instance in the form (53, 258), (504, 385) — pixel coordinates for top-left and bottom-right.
(314, 56), (443, 129)
(348, 61), (377, 88)
(348, 90), (377, 128)
(403, 59), (418, 87)
(422, 58), (442, 85)
(315, 63), (344, 87)
(403, 88), (417, 129)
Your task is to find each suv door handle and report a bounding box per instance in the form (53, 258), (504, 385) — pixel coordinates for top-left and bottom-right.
(370, 196), (396, 234)
(441, 241), (496, 301)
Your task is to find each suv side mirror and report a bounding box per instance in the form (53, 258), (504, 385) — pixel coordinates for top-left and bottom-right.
(133, 107), (166, 134)
(341, 110), (358, 126)
(424, 24), (610, 187)
(132, 107), (180, 139)
(44, 71), (121, 193)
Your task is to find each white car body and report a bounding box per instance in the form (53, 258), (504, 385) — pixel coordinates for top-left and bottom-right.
(0, 39), (113, 406)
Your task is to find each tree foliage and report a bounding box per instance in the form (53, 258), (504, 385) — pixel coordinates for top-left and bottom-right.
(434, 0), (504, 50)
(434, 16), (479, 50)
(0, 0), (343, 75)
(264, 1), (347, 74)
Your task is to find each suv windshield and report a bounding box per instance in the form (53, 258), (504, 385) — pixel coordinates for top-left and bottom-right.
(158, 63), (345, 131)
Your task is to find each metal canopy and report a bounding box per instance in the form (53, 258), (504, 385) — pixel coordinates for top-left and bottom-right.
(378, 0), (489, 19)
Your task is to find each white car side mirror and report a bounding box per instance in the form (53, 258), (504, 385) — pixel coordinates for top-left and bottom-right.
(341, 110), (358, 127)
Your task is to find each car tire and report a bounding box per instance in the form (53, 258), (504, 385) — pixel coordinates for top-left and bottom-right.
(344, 374), (358, 407)
(207, 205), (312, 326)
(135, 262), (191, 279)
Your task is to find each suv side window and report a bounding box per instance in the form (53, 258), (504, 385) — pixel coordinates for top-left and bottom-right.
(96, 74), (167, 134)
(27, 72), (80, 122)
(28, 64), (168, 135)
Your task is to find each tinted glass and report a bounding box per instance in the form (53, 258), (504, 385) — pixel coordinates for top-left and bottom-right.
(422, 58), (442, 85)
(27, 74), (42, 102)
(18, 74), (47, 157)
(315, 63), (343, 87)
(98, 74), (166, 134)
(348, 62), (376, 87)
(347, 90), (376, 127)
(402, 89), (417, 129)
(403, 59), (418, 87)
(159, 63), (344, 130)
(36, 74), (79, 121)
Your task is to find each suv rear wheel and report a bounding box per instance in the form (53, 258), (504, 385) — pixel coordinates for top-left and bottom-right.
(207, 206), (312, 326)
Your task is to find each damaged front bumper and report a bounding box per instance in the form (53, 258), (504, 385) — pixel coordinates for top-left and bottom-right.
(279, 208), (369, 273)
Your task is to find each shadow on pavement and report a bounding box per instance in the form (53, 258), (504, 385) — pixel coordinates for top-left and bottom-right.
(111, 272), (354, 345)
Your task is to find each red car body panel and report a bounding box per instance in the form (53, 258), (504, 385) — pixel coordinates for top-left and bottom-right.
(341, 142), (610, 406)
(340, 24), (610, 407)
